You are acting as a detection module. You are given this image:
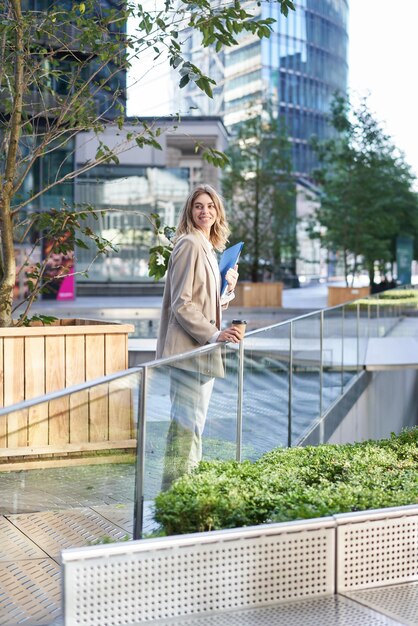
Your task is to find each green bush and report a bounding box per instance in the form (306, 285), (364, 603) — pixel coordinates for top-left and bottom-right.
(154, 428), (418, 535)
(379, 289), (418, 300)
(352, 289), (418, 307)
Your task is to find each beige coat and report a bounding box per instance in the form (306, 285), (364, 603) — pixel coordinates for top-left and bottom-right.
(156, 232), (226, 375)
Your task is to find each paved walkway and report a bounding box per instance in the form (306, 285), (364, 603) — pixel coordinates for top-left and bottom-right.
(0, 464), (159, 625)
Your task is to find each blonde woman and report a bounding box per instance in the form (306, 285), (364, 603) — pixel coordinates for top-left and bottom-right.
(157, 184), (240, 489)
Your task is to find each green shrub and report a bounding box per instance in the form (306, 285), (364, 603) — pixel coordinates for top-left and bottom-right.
(154, 428), (418, 535)
(352, 289), (418, 307)
(379, 289), (418, 300)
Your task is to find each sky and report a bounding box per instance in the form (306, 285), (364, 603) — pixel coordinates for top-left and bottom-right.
(128, 0), (418, 177)
(348, 0), (418, 178)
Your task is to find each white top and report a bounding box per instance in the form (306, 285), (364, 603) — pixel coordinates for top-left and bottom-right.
(196, 230), (235, 343)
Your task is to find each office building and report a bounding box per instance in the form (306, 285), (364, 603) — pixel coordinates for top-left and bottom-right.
(176, 0), (349, 178)
(15, 0), (127, 215)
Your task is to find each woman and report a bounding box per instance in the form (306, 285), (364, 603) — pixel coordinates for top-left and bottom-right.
(156, 184), (240, 489)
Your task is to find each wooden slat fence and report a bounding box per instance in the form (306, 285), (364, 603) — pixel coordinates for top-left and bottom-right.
(0, 320), (135, 468)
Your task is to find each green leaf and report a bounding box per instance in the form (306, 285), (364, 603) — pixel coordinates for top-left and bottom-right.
(179, 75), (190, 89)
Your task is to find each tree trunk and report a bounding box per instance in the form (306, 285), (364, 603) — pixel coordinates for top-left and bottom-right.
(0, 197), (16, 327)
(368, 264), (375, 289)
(343, 250), (349, 286)
(252, 158), (260, 283)
(0, 0), (24, 327)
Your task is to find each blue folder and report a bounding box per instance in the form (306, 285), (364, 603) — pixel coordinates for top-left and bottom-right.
(219, 241), (244, 297)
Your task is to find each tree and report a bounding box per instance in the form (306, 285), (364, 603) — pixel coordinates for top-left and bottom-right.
(311, 95), (418, 286)
(222, 103), (296, 282)
(0, 0), (296, 327)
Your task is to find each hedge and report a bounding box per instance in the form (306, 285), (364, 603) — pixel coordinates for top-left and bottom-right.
(154, 428), (418, 535)
(353, 289), (418, 307)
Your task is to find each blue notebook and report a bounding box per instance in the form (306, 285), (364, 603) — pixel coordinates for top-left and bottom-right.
(219, 241), (244, 297)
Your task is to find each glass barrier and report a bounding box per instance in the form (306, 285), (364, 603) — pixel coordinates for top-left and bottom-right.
(0, 369), (141, 543)
(357, 301), (369, 369)
(204, 344), (240, 462)
(369, 299), (380, 338)
(342, 302), (360, 388)
(241, 323), (291, 460)
(384, 302), (403, 337)
(291, 313), (321, 444)
(322, 307), (343, 412)
(379, 300), (392, 337)
(141, 343), (238, 507)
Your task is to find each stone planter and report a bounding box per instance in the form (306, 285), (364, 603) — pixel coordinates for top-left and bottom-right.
(0, 319), (134, 468)
(234, 281), (283, 308)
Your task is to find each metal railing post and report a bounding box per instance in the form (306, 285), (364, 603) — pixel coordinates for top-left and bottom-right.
(235, 340), (244, 462)
(133, 366), (148, 540)
(319, 310), (324, 443)
(288, 321), (293, 448)
(356, 302), (360, 374)
(341, 306), (345, 395)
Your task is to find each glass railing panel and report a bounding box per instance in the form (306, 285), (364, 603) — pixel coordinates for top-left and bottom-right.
(376, 298), (391, 337)
(0, 369), (141, 543)
(357, 301), (369, 369)
(241, 323), (290, 460)
(138, 363), (170, 505)
(368, 299), (379, 338)
(379, 300), (392, 336)
(291, 312), (321, 444)
(142, 343), (238, 505)
(342, 302), (361, 387)
(322, 307), (344, 412)
(380, 299), (404, 337)
(204, 344), (240, 462)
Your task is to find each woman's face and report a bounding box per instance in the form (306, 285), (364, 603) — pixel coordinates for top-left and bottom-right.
(191, 193), (217, 237)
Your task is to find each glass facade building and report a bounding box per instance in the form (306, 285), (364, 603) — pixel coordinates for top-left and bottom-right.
(177, 0), (349, 178)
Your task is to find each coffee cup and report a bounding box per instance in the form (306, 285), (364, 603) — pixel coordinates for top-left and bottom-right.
(231, 319), (247, 341)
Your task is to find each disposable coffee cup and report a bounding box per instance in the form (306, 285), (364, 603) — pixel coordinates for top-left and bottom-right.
(231, 319), (247, 341)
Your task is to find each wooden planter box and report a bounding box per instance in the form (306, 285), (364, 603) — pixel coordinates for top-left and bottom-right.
(234, 281), (283, 308)
(327, 286), (371, 307)
(0, 319), (135, 469)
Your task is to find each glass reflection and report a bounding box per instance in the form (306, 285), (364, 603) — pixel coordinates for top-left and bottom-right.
(241, 324), (291, 459)
(74, 166), (189, 282)
(143, 344), (238, 498)
(291, 314), (321, 444)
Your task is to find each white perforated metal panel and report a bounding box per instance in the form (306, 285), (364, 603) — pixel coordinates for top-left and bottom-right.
(337, 511), (418, 591)
(63, 520), (335, 625)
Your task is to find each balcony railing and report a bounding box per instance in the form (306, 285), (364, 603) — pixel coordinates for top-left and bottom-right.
(0, 288), (414, 537)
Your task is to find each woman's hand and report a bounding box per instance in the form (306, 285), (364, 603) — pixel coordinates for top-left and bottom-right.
(216, 325), (241, 343)
(225, 264), (239, 293)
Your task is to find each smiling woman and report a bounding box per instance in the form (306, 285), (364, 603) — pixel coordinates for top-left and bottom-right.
(156, 184), (241, 489)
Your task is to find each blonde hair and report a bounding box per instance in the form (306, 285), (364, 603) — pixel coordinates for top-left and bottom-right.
(174, 184), (230, 251)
